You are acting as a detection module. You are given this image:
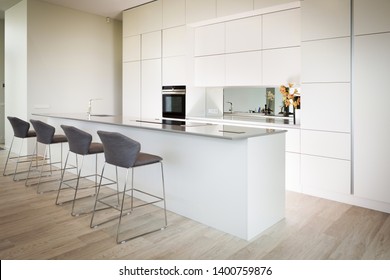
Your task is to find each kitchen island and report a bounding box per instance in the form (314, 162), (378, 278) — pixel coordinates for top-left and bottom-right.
(35, 113), (286, 240)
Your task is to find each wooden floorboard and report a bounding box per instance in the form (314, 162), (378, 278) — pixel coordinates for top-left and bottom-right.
(0, 149), (389, 260)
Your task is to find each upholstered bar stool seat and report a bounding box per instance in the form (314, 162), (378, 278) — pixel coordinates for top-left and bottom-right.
(90, 130), (167, 244)
(25, 119), (72, 193)
(3, 116), (37, 180)
(56, 125), (115, 216)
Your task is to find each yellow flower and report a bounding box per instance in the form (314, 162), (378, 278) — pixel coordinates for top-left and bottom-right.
(279, 83), (301, 109)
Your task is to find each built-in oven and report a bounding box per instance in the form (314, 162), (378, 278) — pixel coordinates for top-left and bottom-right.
(162, 85), (186, 119)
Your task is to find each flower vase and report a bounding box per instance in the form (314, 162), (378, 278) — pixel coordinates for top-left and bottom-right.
(283, 105), (290, 117)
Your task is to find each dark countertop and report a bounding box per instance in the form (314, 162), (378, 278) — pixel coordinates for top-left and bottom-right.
(33, 113), (286, 141)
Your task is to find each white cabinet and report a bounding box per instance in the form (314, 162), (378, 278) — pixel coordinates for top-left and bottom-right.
(301, 130), (350, 160)
(302, 38), (350, 83)
(285, 128), (300, 153)
(163, 25), (186, 57)
(123, 1), (162, 35)
(254, 0), (295, 9)
(301, 155), (351, 195)
(141, 59), (162, 119)
(186, 0), (216, 24)
(302, 0), (350, 41)
(123, 7), (141, 37)
(194, 55), (225, 87)
(138, 0), (162, 34)
(163, 56), (187, 85)
(123, 61), (141, 118)
(263, 8), (301, 49)
(216, 0), (253, 17)
(194, 23), (225, 56)
(225, 51), (262, 86)
(142, 31), (161, 60)
(262, 47), (301, 85)
(225, 16), (262, 53)
(354, 0), (390, 35)
(123, 35), (141, 62)
(162, 0), (186, 29)
(353, 32), (390, 204)
(286, 152), (300, 192)
(301, 83), (351, 133)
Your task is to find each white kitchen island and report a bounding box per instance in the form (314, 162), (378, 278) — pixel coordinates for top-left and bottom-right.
(36, 113), (286, 240)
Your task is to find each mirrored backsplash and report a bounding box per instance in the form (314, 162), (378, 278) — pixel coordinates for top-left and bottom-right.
(205, 87), (285, 117)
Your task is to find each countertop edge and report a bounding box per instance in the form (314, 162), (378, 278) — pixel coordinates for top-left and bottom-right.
(33, 113), (287, 141)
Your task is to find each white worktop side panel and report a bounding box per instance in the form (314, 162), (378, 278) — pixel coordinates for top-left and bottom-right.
(247, 133), (285, 240)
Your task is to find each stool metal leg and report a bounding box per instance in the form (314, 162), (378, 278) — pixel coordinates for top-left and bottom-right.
(116, 168), (132, 244)
(3, 136), (16, 176)
(55, 150), (71, 205)
(71, 155), (84, 216)
(25, 141), (38, 187)
(90, 162), (106, 228)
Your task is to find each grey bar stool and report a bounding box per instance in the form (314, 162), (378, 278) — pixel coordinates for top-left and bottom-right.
(56, 125), (115, 216)
(3, 116), (37, 180)
(90, 130), (167, 244)
(25, 119), (70, 193)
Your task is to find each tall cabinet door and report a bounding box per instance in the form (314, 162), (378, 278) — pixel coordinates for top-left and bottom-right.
(141, 59), (162, 120)
(353, 33), (390, 204)
(123, 61), (141, 118)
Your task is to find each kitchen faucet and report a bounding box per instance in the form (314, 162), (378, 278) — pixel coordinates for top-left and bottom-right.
(226, 102), (233, 113)
(87, 98), (102, 117)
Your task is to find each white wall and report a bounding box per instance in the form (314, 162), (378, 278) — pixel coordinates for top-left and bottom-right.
(4, 1), (28, 147)
(4, 0), (123, 147)
(27, 0), (122, 117)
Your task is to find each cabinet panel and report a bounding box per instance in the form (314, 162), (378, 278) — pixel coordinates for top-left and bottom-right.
(353, 33), (390, 204)
(186, 0), (217, 24)
(300, 83), (351, 133)
(216, 0), (253, 17)
(301, 130), (350, 160)
(162, 56), (187, 85)
(141, 59), (162, 119)
(163, 25), (186, 57)
(194, 55), (225, 87)
(285, 128), (300, 153)
(254, 0), (295, 9)
(123, 8), (141, 36)
(123, 61), (141, 118)
(263, 47), (301, 86)
(302, 0), (350, 41)
(263, 8), (301, 49)
(163, 0), (186, 29)
(225, 16), (262, 53)
(142, 31), (161, 60)
(354, 0), (390, 35)
(138, 0), (163, 34)
(301, 155), (350, 195)
(302, 38), (350, 83)
(225, 51), (262, 86)
(286, 152), (301, 192)
(123, 35), (140, 62)
(194, 23), (225, 56)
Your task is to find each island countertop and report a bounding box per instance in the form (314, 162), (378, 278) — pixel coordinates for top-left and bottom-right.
(35, 112), (286, 240)
(33, 113), (286, 140)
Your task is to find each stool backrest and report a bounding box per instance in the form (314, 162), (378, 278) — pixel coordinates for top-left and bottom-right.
(7, 116), (31, 138)
(61, 125), (92, 155)
(30, 119), (55, 144)
(97, 130), (140, 169)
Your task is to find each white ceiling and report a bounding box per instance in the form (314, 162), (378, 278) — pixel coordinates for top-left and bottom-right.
(0, 0), (154, 20)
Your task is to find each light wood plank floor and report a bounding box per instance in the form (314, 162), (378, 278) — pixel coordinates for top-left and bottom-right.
(0, 149), (389, 260)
